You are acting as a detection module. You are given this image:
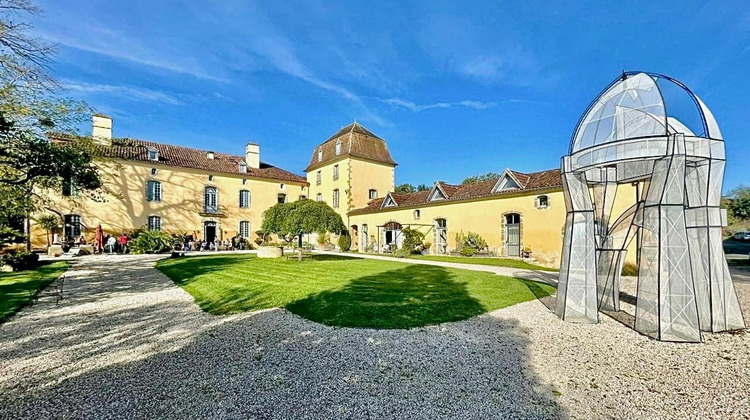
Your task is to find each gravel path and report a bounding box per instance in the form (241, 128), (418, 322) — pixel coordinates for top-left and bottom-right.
(0, 254), (747, 419)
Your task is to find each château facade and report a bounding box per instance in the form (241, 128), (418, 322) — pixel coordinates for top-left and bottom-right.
(30, 115), (640, 267)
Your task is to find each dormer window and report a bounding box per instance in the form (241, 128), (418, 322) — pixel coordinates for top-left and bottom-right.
(536, 195), (549, 209)
(239, 161), (247, 174)
(318, 147), (323, 162)
(148, 148), (158, 161)
(492, 170), (523, 193)
(335, 139), (342, 155)
(428, 184), (447, 201)
(207, 151), (215, 160)
(382, 194), (398, 208)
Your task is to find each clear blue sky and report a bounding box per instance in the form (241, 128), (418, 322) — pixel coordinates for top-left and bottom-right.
(36, 0), (750, 192)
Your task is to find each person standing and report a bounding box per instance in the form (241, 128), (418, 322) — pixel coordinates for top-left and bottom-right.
(106, 235), (116, 254)
(118, 233), (129, 254)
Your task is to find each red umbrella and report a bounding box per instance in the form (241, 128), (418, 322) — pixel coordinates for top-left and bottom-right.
(94, 224), (104, 254)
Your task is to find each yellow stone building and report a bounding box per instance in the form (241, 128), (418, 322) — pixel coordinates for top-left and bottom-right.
(30, 116), (639, 267)
(304, 122), (397, 223)
(30, 115), (308, 248)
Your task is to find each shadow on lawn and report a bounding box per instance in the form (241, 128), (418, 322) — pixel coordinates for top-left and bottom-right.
(286, 264), (486, 329)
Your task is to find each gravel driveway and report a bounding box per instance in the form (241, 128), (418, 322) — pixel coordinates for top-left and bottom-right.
(0, 254), (747, 419)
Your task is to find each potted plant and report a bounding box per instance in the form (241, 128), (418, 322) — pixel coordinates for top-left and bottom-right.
(522, 247), (532, 258)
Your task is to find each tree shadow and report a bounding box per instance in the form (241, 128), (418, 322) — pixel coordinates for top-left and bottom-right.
(286, 265), (487, 329)
(0, 310), (567, 419)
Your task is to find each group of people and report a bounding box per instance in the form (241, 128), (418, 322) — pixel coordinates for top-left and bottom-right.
(102, 233), (130, 254)
(53, 232), (130, 254)
(176, 234), (251, 252)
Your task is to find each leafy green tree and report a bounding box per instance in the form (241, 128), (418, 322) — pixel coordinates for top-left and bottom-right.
(0, 1), (99, 249)
(726, 186), (750, 221)
(261, 200), (346, 245)
(395, 183), (415, 193)
(462, 172), (501, 184)
(416, 184), (429, 191)
(35, 214), (59, 247)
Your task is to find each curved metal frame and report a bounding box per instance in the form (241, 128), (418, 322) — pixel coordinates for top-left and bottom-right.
(556, 72), (745, 342)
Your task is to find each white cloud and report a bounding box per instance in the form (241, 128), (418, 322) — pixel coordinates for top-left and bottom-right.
(380, 97), (496, 112)
(61, 80), (184, 105)
(38, 24), (226, 82)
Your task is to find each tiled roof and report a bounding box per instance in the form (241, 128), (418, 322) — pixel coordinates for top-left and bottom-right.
(53, 135), (307, 183)
(349, 168), (562, 215)
(305, 122), (397, 172)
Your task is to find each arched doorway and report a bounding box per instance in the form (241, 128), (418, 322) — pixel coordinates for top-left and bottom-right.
(383, 221), (402, 251)
(504, 213), (521, 257)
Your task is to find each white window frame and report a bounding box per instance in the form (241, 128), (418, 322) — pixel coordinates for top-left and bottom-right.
(239, 189), (250, 208)
(335, 139), (342, 155)
(369, 189), (377, 199)
(333, 164), (339, 180)
(148, 148), (159, 161)
(318, 147), (323, 162)
(147, 180), (162, 202)
(239, 162), (247, 174)
(239, 221), (250, 238)
(536, 195), (549, 209)
(333, 189), (340, 208)
(278, 193), (286, 204)
(316, 193), (322, 202)
(147, 215), (162, 231)
(204, 186), (218, 213)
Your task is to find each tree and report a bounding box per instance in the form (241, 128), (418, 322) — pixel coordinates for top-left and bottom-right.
(0, 1), (99, 249)
(35, 213), (59, 247)
(395, 183), (415, 193)
(261, 199), (346, 247)
(726, 186), (750, 221)
(395, 183), (429, 193)
(462, 172), (501, 184)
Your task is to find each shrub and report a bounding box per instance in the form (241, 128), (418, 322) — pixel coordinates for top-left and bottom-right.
(338, 233), (351, 252)
(129, 230), (173, 254)
(455, 231), (487, 253)
(621, 261), (638, 276)
(1, 251), (40, 271)
(393, 248), (411, 258)
(402, 227), (425, 254)
(460, 246), (477, 257)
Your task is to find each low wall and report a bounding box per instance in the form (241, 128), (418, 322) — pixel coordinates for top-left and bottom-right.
(257, 246), (284, 259)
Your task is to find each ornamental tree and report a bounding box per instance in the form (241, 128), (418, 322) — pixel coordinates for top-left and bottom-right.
(261, 199), (346, 245)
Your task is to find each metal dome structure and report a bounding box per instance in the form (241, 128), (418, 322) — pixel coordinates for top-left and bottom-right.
(555, 72), (745, 342)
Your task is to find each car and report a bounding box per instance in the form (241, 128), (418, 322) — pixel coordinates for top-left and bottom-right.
(733, 231), (750, 241)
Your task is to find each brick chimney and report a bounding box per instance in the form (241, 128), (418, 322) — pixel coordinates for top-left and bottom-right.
(92, 114), (112, 145)
(246, 143), (260, 169)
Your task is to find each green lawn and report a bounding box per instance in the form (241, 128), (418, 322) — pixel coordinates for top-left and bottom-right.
(157, 254), (555, 329)
(406, 254), (558, 271)
(0, 261), (70, 322)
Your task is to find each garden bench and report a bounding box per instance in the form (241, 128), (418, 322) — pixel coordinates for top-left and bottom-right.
(33, 275), (65, 305)
(286, 249), (314, 261)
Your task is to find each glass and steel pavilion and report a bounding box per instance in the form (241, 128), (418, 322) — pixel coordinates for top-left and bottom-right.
(555, 71), (745, 342)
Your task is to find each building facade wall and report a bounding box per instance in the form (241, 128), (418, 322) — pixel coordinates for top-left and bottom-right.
(30, 159), (308, 248)
(306, 157), (395, 222)
(349, 184), (639, 267)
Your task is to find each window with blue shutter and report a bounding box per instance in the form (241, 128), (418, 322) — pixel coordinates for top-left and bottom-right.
(147, 181), (162, 202)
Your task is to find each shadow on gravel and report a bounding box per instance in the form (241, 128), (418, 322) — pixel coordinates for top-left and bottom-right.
(0, 308), (568, 419)
(286, 265), (486, 329)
